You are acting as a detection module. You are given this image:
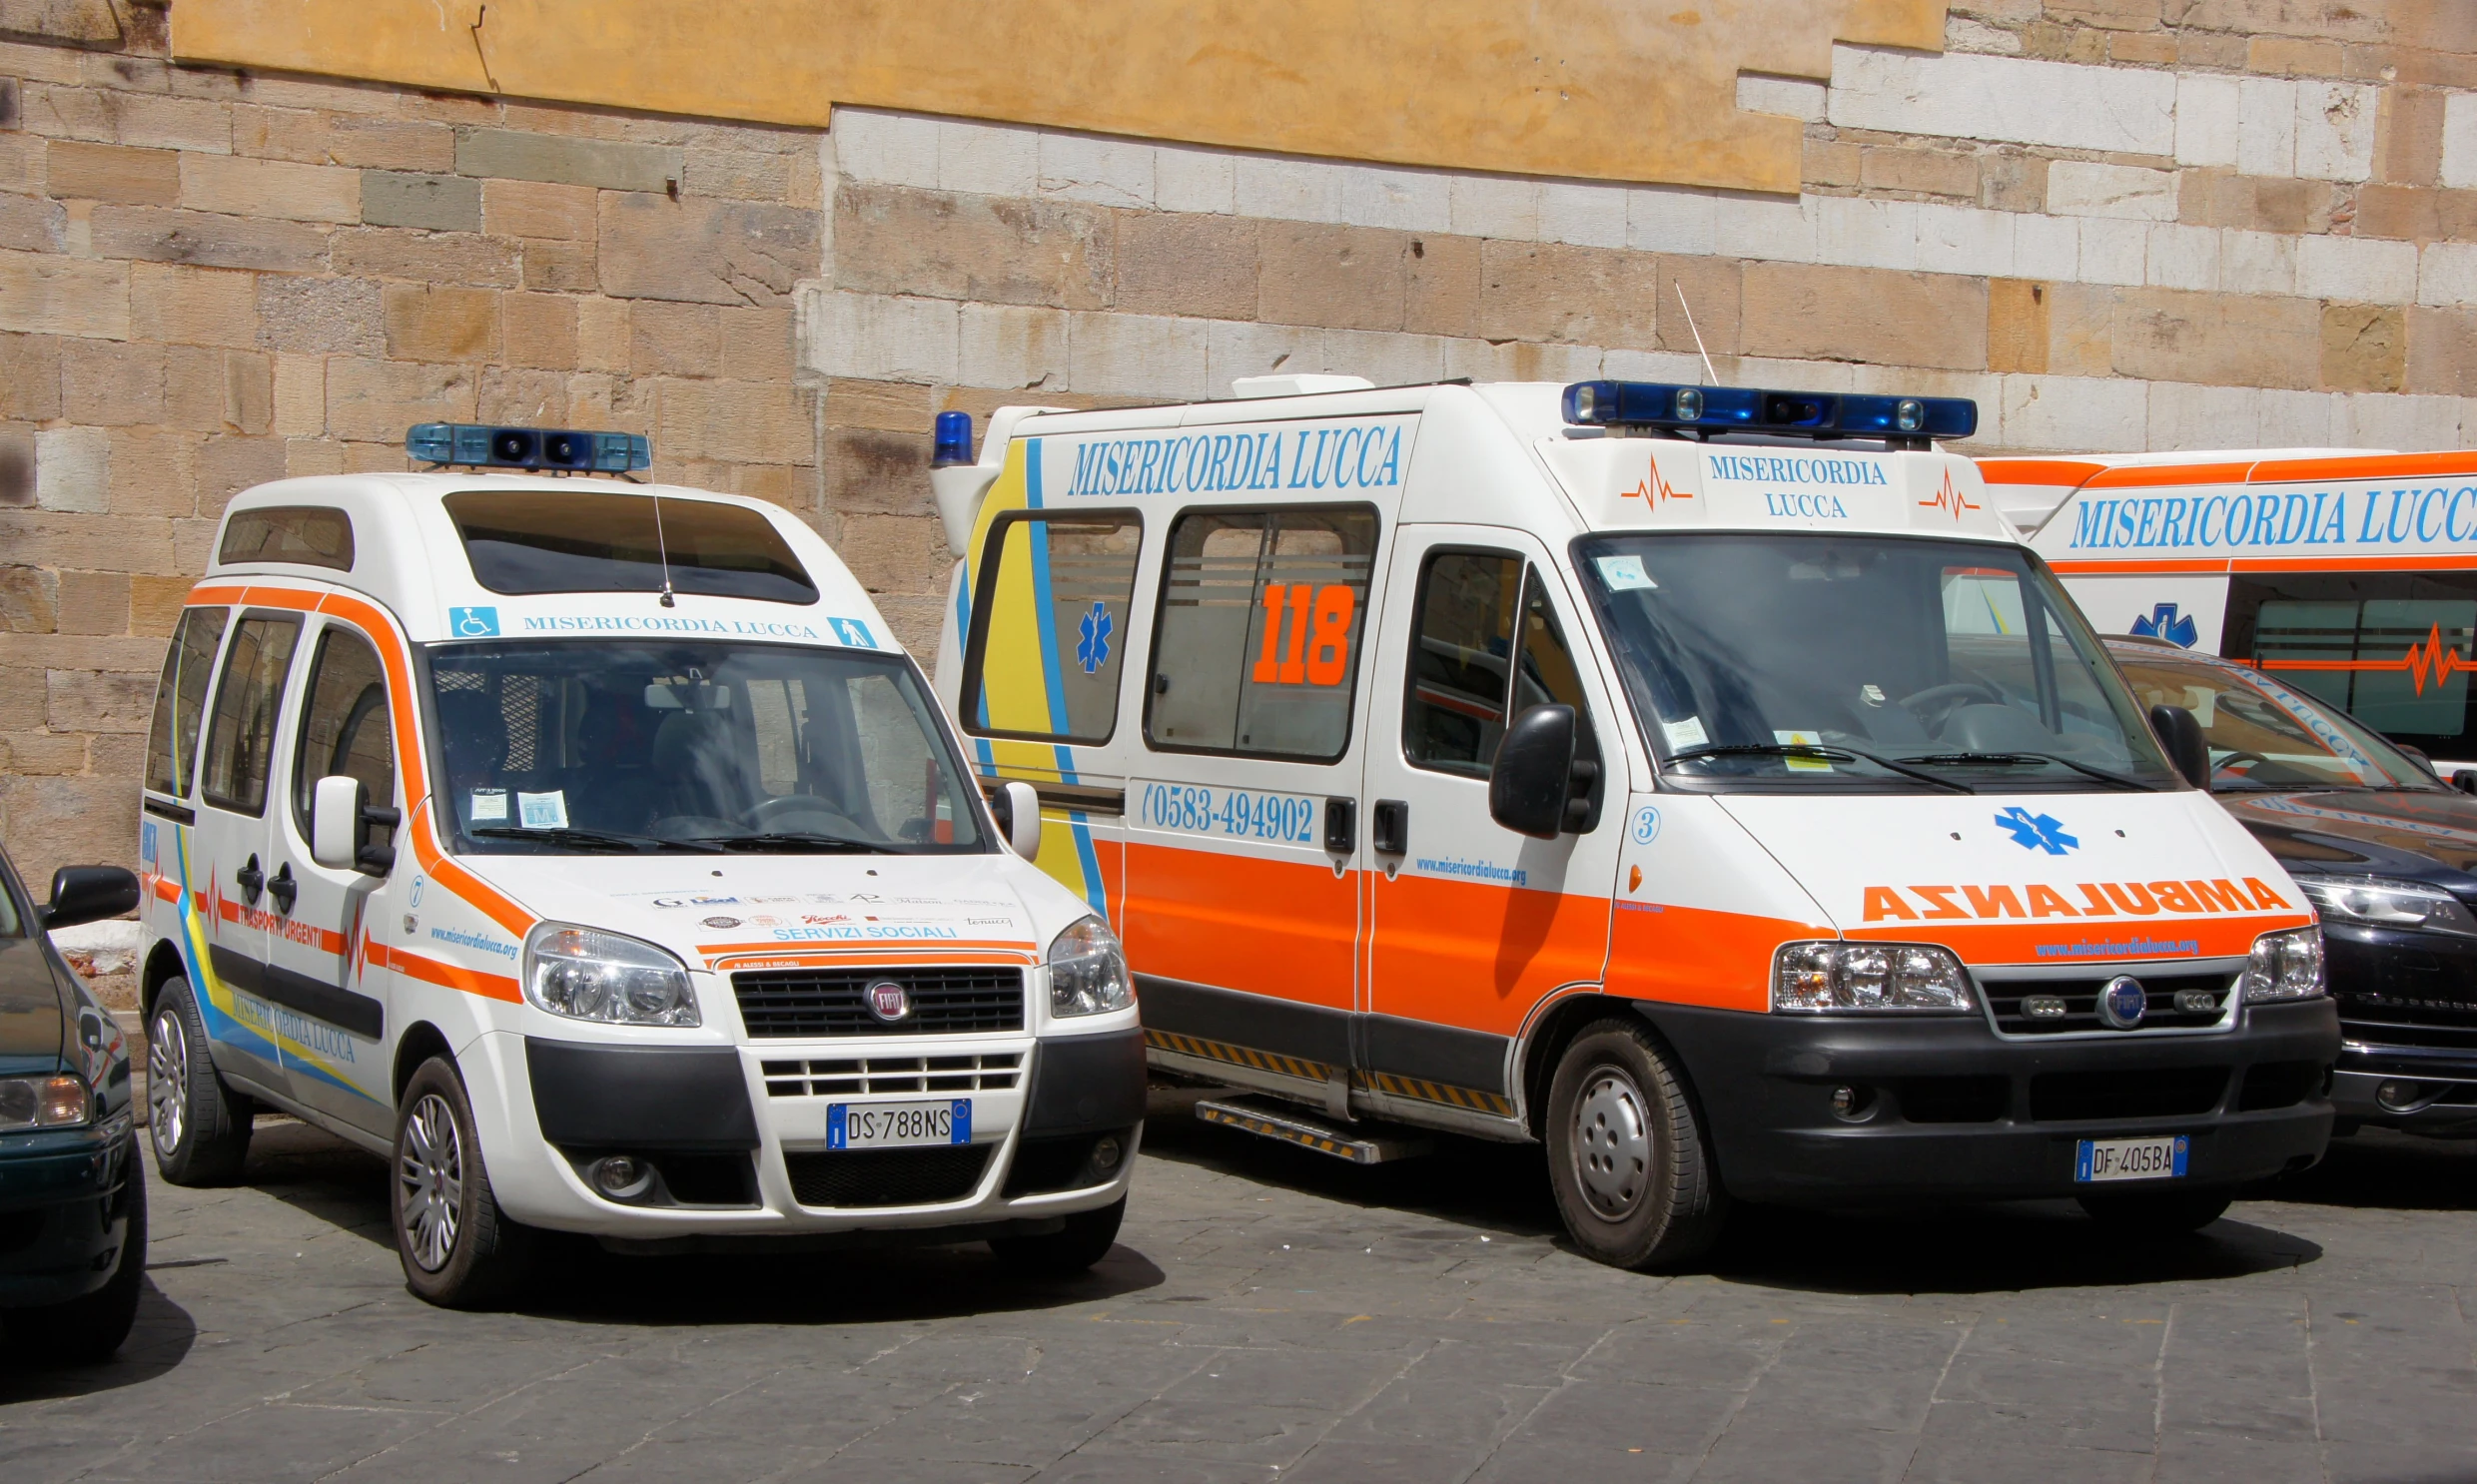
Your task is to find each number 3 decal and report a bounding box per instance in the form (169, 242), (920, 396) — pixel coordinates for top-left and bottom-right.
(1250, 583), (1358, 687)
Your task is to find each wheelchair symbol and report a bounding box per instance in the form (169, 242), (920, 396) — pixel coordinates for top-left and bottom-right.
(827, 616), (877, 648)
(449, 606), (499, 637)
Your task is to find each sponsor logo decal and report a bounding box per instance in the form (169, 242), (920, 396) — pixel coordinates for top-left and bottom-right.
(1995, 806), (2079, 856)
(702, 916), (743, 929)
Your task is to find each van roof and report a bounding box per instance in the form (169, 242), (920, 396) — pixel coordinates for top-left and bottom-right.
(199, 470), (901, 653)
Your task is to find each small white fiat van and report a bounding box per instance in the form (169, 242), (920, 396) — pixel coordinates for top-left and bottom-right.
(932, 376), (2342, 1270)
(134, 423), (1143, 1306)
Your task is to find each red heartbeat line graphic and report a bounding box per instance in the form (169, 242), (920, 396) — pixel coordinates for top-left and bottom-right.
(1917, 470), (1982, 521)
(1622, 456), (1691, 505)
(2260, 623), (2477, 695)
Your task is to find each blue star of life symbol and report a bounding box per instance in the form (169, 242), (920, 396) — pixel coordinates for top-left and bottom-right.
(1076, 601), (1114, 674)
(1995, 806), (2078, 856)
(2130, 602), (2199, 648)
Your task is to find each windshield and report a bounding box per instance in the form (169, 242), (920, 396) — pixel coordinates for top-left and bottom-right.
(2110, 645), (2443, 793)
(425, 640), (987, 854)
(1576, 533), (2179, 792)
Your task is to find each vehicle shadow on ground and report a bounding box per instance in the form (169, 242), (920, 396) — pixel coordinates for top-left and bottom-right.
(2261, 1126), (2477, 1212)
(1143, 1089), (2332, 1295)
(0, 1279), (197, 1402)
(230, 1119), (1168, 1324)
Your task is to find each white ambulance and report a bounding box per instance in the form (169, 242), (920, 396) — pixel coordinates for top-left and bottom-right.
(134, 423), (1143, 1307)
(932, 376), (2339, 1268)
(1992, 449), (2477, 773)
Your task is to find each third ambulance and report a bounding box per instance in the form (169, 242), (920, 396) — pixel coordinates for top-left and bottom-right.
(1992, 448), (2477, 773)
(932, 375), (2341, 1268)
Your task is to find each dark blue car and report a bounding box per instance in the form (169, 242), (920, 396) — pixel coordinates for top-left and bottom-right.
(0, 852), (145, 1363)
(2112, 637), (2477, 1139)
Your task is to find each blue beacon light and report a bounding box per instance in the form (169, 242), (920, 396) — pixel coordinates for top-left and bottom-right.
(932, 410), (975, 468)
(406, 422), (652, 473)
(1561, 381), (1977, 441)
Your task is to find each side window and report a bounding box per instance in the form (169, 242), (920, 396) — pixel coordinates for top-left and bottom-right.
(200, 615), (302, 817)
(144, 606), (231, 798)
(1147, 505), (1377, 759)
(1404, 555), (1597, 784)
(963, 513), (1143, 743)
(291, 624), (396, 849)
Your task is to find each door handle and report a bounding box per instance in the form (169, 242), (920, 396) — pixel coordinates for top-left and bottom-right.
(235, 854), (265, 906)
(1323, 797), (1355, 854)
(269, 863), (298, 916)
(1371, 799), (1409, 856)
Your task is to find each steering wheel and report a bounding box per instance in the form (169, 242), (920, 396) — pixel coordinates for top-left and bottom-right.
(2210, 750), (2270, 776)
(1897, 681), (2006, 731)
(747, 795), (869, 835)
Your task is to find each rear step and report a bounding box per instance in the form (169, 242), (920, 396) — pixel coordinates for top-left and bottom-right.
(1194, 1095), (1432, 1164)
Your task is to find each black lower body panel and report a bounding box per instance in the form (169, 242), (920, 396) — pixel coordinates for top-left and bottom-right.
(1026, 1029), (1148, 1134)
(524, 1040), (759, 1150)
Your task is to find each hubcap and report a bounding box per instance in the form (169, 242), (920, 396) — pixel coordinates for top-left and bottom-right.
(148, 1008), (188, 1158)
(398, 1094), (464, 1273)
(1571, 1070), (1653, 1220)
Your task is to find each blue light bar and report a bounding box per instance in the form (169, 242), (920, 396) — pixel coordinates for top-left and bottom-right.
(1561, 381), (1978, 440)
(932, 409), (974, 468)
(406, 422), (651, 473)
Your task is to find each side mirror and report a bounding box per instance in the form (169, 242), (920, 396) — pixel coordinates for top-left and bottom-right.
(992, 779), (1043, 860)
(312, 775), (366, 870)
(1491, 704), (1580, 840)
(2396, 744), (2441, 780)
(2148, 703), (2211, 790)
(2453, 768), (2477, 796)
(41, 866), (139, 931)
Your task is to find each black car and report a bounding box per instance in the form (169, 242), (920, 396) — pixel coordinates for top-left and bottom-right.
(2111, 637), (2477, 1137)
(0, 851), (146, 1363)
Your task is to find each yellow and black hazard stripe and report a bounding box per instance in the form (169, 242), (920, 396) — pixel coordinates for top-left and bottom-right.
(1195, 1104), (1361, 1157)
(1353, 1069), (1516, 1117)
(1143, 1029), (1332, 1084)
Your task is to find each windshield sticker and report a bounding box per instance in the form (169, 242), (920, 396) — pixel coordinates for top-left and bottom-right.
(1661, 716), (1709, 751)
(469, 788), (508, 823)
(517, 790), (568, 829)
(1863, 878), (2292, 923)
(1596, 554), (1657, 590)
(449, 605), (500, 637)
(1773, 729), (1833, 771)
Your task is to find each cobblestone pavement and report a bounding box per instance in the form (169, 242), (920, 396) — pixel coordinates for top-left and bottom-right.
(4, 1095), (2473, 1484)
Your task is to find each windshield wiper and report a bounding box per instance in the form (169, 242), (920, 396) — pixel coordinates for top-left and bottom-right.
(1669, 742), (1976, 794)
(1896, 751), (2161, 792)
(469, 825), (725, 853)
(694, 831), (892, 854)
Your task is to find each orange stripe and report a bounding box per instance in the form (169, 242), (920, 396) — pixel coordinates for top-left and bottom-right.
(2231, 553), (2477, 573)
(151, 877), (181, 903)
(2084, 461), (2257, 490)
(1608, 900), (1828, 1014)
(2047, 558), (2231, 575)
(2248, 450), (2477, 482)
(379, 943), (523, 1003)
(698, 942), (1037, 963)
(1975, 458), (2105, 488)
(185, 584), (246, 606)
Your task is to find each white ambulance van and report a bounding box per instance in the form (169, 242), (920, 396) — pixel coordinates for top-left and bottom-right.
(932, 376), (2339, 1269)
(1993, 449), (2477, 774)
(134, 422), (1144, 1307)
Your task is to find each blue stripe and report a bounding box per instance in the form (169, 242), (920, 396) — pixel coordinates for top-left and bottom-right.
(1025, 521), (1074, 740)
(1068, 812), (1105, 915)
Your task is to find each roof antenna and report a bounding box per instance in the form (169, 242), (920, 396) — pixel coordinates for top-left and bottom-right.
(1676, 283), (1719, 385)
(650, 492), (677, 607)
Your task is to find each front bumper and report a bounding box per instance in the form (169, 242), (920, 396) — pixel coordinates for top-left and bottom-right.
(478, 1026), (1148, 1239)
(0, 1117), (137, 1308)
(2321, 921), (2477, 1134)
(1640, 999), (2339, 1205)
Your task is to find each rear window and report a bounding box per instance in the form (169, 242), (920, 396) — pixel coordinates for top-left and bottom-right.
(443, 489), (818, 605)
(219, 505), (354, 571)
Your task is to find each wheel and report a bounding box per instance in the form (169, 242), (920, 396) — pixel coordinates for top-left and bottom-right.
(2075, 1186), (2235, 1234)
(1544, 1019), (1727, 1270)
(148, 976), (253, 1186)
(990, 1196), (1124, 1278)
(392, 1058), (536, 1309)
(2, 1141), (147, 1363)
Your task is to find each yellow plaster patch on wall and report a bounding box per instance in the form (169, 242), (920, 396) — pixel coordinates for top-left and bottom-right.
(175, 0), (1945, 195)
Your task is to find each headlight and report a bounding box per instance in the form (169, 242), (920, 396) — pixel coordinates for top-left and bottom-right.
(1047, 915), (1134, 1018)
(2296, 876), (2477, 937)
(522, 925), (700, 1027)
(1772, 941), (1976, 1013)
(2240, 926), (2325, 1003)
(0, 1074), (90, 1130)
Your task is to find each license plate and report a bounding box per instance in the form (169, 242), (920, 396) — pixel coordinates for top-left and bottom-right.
(828, 1100), (971, 1150)
(2074, 1134), (2188, 1183)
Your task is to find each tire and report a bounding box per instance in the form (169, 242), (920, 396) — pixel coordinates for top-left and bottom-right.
(990, 1196), (1125, 1278)
(2075, 1186), (2235, 1234)
(147, 976), (253, 1186)
(3, 1140), (147, 1364)
(1544, 1018), (1728, 1271)
(392, 1057), (536, 1309)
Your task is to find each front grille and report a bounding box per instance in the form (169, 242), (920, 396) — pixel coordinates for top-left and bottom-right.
(1982, 972), (2232, 1036)
(761, 1052), (1022, 1098)
(733, 967), (1025, 1038)
(783, 1145), (991, 1207)
(2031, 1068), (2228, 1120)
